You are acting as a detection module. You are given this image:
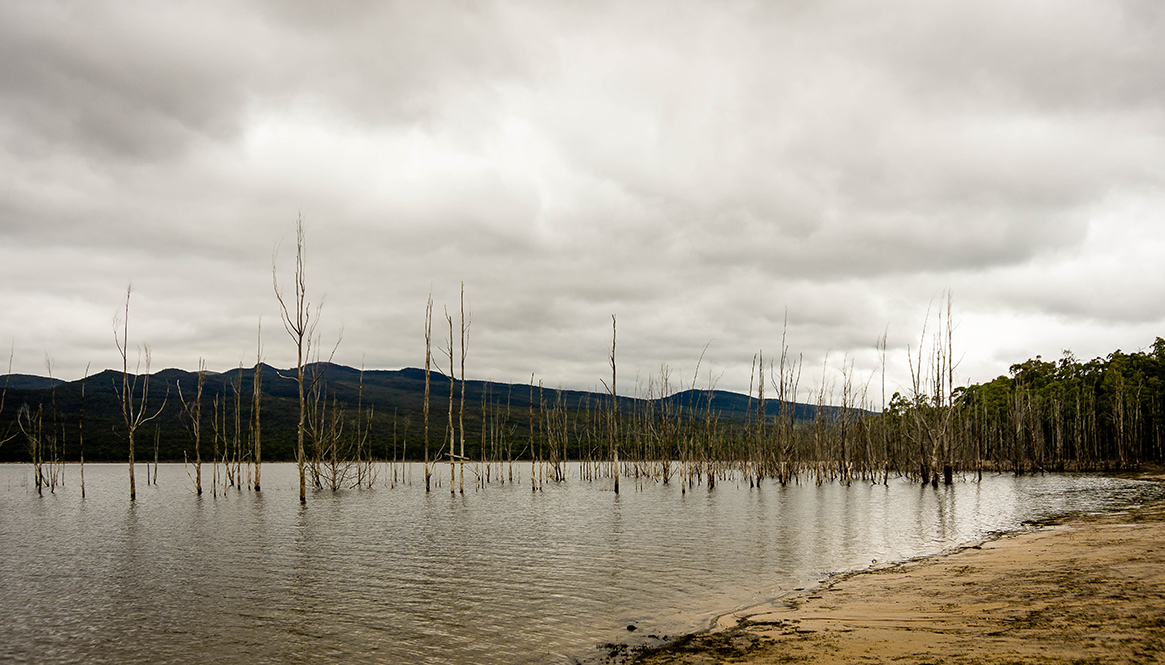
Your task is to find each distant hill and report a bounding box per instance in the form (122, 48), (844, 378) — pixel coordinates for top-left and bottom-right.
(0, 374), (67, 390)
(0, 363), (848, 463)
(660, 389), (836, 422)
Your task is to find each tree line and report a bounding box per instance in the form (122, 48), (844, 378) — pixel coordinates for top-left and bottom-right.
(3, 336), (1161, 490)
(2, 221), (1161, 500)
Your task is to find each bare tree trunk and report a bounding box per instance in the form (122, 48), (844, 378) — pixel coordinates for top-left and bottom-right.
(0, 349), (9, 452)
(943, 293), (955, 485)
(153, 426), (159, 486)
(254, 323), (263, 491)
(79, 364), (89, 498)
(114, 286), (165, 501)
(459, 283), (469, 495)
(877, 328), (888, 484)
(273, 216), (339, 503)
(18, 402), (44, 495)
(44, 354), (62, 493)
(530, 375), (537, 492)
(447, 309), (456, 495)
(609, 315), (619, 495)
(178, 360), (206, 494)
(424, 293), (433, 492)
(211, 394), (221, 495)
(232, 366), (243, 488)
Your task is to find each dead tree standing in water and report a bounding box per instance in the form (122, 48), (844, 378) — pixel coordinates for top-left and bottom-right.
(253, 323), (263, 492)
(79, 364), (89, 497)
(907, 292), (960, 486)
(424, 293), (433, 492)
(17, 402), (44, 494)
(178, 359), (206, 495)
(113, 286), (165, 501)
(445, 308), (456, 495)
(458, 284), (470, 494)
(273, 216), (339, 503)
(600, 315), (619, 495)
(0, 346), (15, 453)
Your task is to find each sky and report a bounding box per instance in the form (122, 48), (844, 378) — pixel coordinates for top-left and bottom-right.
(2, 0), (1164, 405)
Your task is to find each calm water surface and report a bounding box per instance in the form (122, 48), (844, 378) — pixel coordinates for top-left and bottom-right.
(1, 462), (1159, 664)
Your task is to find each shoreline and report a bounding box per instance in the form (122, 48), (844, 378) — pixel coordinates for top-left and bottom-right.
(620, 470), (1165, 664)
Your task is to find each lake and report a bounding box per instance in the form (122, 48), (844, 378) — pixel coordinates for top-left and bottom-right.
(1, 462), (1158, 664)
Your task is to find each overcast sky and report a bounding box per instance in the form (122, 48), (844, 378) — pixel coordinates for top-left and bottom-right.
(2, 0), (1164, 404)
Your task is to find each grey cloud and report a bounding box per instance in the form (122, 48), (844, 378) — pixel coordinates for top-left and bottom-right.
(532, 0), (1165, 282)
(2, 0), (1164, 398)
(871, 0), (1165, 113)
(0, 2), (258, 162)
(250, 0), (550, 130)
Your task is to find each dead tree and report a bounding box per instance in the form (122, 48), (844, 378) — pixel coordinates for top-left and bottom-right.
(0, 345), (13, 451)
(445, 307), (456, 494)
(43, 354), (63, 491)
(458, 283), (470, 494)
(253, 323), (263, 491)
(600, 315), (619, 494)
(113, 286), (166, 501)
(79, 363), (89, 497)
(907, 291), (960, 486)
(424, 293), (433, 492)
(17, 402), (44, 494)
(273, 215), (339, 503)
(177, 359), (206, 494)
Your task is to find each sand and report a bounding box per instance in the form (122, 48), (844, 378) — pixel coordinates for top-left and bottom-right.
(627, 474), (1165, 664)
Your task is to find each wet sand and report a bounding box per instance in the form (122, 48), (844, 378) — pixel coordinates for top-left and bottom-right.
(628, 473), (1165, 664)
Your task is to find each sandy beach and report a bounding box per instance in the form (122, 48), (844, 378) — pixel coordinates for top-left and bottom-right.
(628, 473), (1165, 664)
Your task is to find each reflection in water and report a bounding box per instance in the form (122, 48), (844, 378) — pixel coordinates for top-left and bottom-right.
(0, 463), (1158, 664)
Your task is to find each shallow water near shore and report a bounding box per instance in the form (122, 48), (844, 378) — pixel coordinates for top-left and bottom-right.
(1, 462), (1159, 664)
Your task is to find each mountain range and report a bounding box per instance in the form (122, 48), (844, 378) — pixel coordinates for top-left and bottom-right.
(0, 363), (838, 463)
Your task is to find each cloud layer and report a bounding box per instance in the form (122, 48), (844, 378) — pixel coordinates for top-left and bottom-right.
(2, 0), (1164, 402)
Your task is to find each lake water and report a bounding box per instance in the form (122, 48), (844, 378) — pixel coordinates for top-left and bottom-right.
(1, 462), (1159, 664)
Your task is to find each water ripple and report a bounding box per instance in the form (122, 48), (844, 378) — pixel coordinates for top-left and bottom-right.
(1, 463), (1158, 664)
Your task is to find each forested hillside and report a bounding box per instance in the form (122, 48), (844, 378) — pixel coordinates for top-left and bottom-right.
(2, 338), (1162, 488)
